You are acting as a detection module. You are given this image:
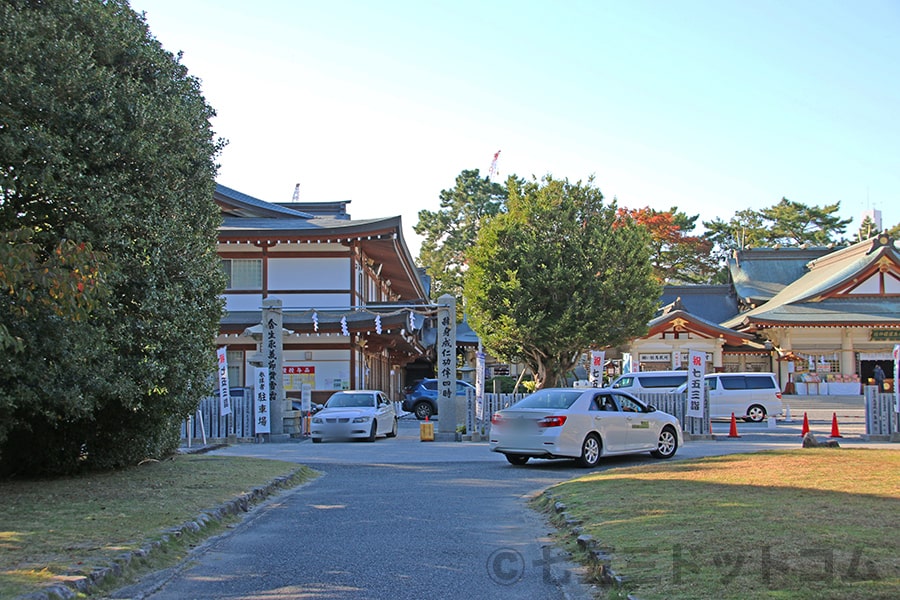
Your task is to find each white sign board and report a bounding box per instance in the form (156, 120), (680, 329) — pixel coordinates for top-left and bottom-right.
(589, 351), (606, 387)
(254, 367), (270, 433)
(217, 347), (231, 416)
(894, 345), (900, 412)
(476, 350), (485, 421)
(686, 350), (706, 418)
(639, 353), (671, 363)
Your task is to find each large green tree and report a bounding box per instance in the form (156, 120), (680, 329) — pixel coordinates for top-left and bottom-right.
(414, 169), (509, 300)
(0, 0), (225, 475)
(464, 176), (660, 389)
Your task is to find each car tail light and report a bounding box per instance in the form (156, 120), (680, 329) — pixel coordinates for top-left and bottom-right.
(776, 392), (783, 400)
(491, 413), (504, 425)
(538, 416), (567, 428)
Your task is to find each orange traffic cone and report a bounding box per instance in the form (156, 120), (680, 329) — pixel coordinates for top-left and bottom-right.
(830, 412), (843, 438)
(728, 413), (740, 438)
(801, 412), (810, 437)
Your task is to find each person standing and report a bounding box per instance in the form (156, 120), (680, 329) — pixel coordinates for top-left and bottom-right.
(873, 364), (886, 391)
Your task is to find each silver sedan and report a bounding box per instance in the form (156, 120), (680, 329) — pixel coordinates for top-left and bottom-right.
(489, 387), (682, 467)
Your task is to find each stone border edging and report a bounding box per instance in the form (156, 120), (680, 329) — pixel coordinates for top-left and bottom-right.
(544, 493), (644, 600)
(16, 465), (310, 600)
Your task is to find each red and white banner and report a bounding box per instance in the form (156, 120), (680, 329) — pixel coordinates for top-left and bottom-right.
(589, 351), (606, 387)
(686, 350), (706, 418)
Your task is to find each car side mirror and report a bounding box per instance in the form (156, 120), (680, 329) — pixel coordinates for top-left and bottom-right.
(646, 404), (656, 412)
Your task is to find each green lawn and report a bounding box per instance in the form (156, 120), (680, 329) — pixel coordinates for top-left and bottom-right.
(0, 454), (316, 598)
(535, 448), (899, 600)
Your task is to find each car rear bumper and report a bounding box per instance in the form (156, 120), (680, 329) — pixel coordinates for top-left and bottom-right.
(489, 432), (569, 458)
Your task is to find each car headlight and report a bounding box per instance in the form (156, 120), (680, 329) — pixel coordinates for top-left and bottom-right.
(352, 416), (371, 423)
(311, 417), (323, 424)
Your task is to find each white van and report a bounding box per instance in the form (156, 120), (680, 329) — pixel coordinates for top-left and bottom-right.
(610, 371), (688, 394)
(676, 372), (782, 422)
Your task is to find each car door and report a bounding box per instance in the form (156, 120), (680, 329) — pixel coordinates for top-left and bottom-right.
(376, 393), (393, 435)
(588, 393), (629, 452)
(614, 393), (658, 450)
(716, 375), (748, 418)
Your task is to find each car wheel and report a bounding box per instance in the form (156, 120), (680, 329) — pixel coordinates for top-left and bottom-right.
(414, 402), (434, 420)
(745, 404), (766, 423)
(366, 420), (377, 442)
(576, 434), (601, 468)
(312, 437), (321, 444)
(505, 454), (529, 466)
(651, 426), (678, 459)
(386, 418), (398, 438)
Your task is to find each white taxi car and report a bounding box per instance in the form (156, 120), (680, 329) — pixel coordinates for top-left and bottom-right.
(310, 390), (398, 443)
(489, 387), (682, 467)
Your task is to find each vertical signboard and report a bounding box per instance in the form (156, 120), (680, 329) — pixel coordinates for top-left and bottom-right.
(476, 349), (485, 422)
(437, 294), (456, 433)
(686, 350), (706, 418)
(589, 350), (606, 387)
(262, 299), (284, 435)
(254, 367), (270, 434)
(894, 345), (900, 412)
(216, 347), (232, 416)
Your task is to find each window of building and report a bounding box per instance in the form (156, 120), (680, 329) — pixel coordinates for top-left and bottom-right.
(221, 259), (262, 290)
(226, 350), (244, 388)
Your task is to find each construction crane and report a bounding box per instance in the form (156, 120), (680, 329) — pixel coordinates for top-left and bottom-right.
(488, 150), (501, 180)
(291, 183), (300, 202)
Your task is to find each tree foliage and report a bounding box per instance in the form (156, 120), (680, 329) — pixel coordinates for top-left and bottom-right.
(621, 206), (718, 284)
(464, 176), (660, 389)
(703, 198), (852, 265)
(0, 0), (225, 476)
(414, 169), (509, 300)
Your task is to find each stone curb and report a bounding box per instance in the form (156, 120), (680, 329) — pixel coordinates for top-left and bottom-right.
(16, 465), (309, 600)
(545, 494), (643, 600)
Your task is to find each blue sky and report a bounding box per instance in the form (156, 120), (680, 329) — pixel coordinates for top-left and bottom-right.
(130, 0), (898, 254)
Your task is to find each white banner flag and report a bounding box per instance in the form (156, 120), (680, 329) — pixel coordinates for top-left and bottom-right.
(216, 347), (232, 416)
(686, 350), (706, 418)
(254, 367), (270, 433)
(894, 345), (900, 412)
(589, 351), (606, 387)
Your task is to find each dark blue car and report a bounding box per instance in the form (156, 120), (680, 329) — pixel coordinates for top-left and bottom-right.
(401, 378), (475, 420)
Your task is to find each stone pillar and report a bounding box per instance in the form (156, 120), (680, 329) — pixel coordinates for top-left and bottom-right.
(436, 294), (456, 434)
(262, 299), (285, 437)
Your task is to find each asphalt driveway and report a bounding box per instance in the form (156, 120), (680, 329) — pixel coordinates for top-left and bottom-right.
(111, 400), (890, 600)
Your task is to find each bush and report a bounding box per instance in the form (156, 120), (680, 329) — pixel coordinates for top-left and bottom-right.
(0, 0), (224, 476)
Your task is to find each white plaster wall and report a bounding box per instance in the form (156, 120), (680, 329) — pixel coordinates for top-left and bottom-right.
(268, 257), (349, 289)
(223, 294), (264, 311)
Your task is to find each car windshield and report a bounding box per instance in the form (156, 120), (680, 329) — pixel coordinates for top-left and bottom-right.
(512, 389), (582, 410)
(326, 393), (375, 408)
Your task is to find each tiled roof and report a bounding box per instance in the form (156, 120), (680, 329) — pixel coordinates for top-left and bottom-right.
(215, 183), (315, 218)
(728, 246), (835, 303)
(659, 285), (740, 324)
(724, 236), (900, 328)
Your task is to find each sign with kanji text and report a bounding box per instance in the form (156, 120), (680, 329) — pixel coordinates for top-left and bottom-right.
(254, 367), (270, 433)
(216, 347), (231, 416)
(686, 350), (706, 418)
(589, 351), (606, 387)
(283, 365), (316, 391)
